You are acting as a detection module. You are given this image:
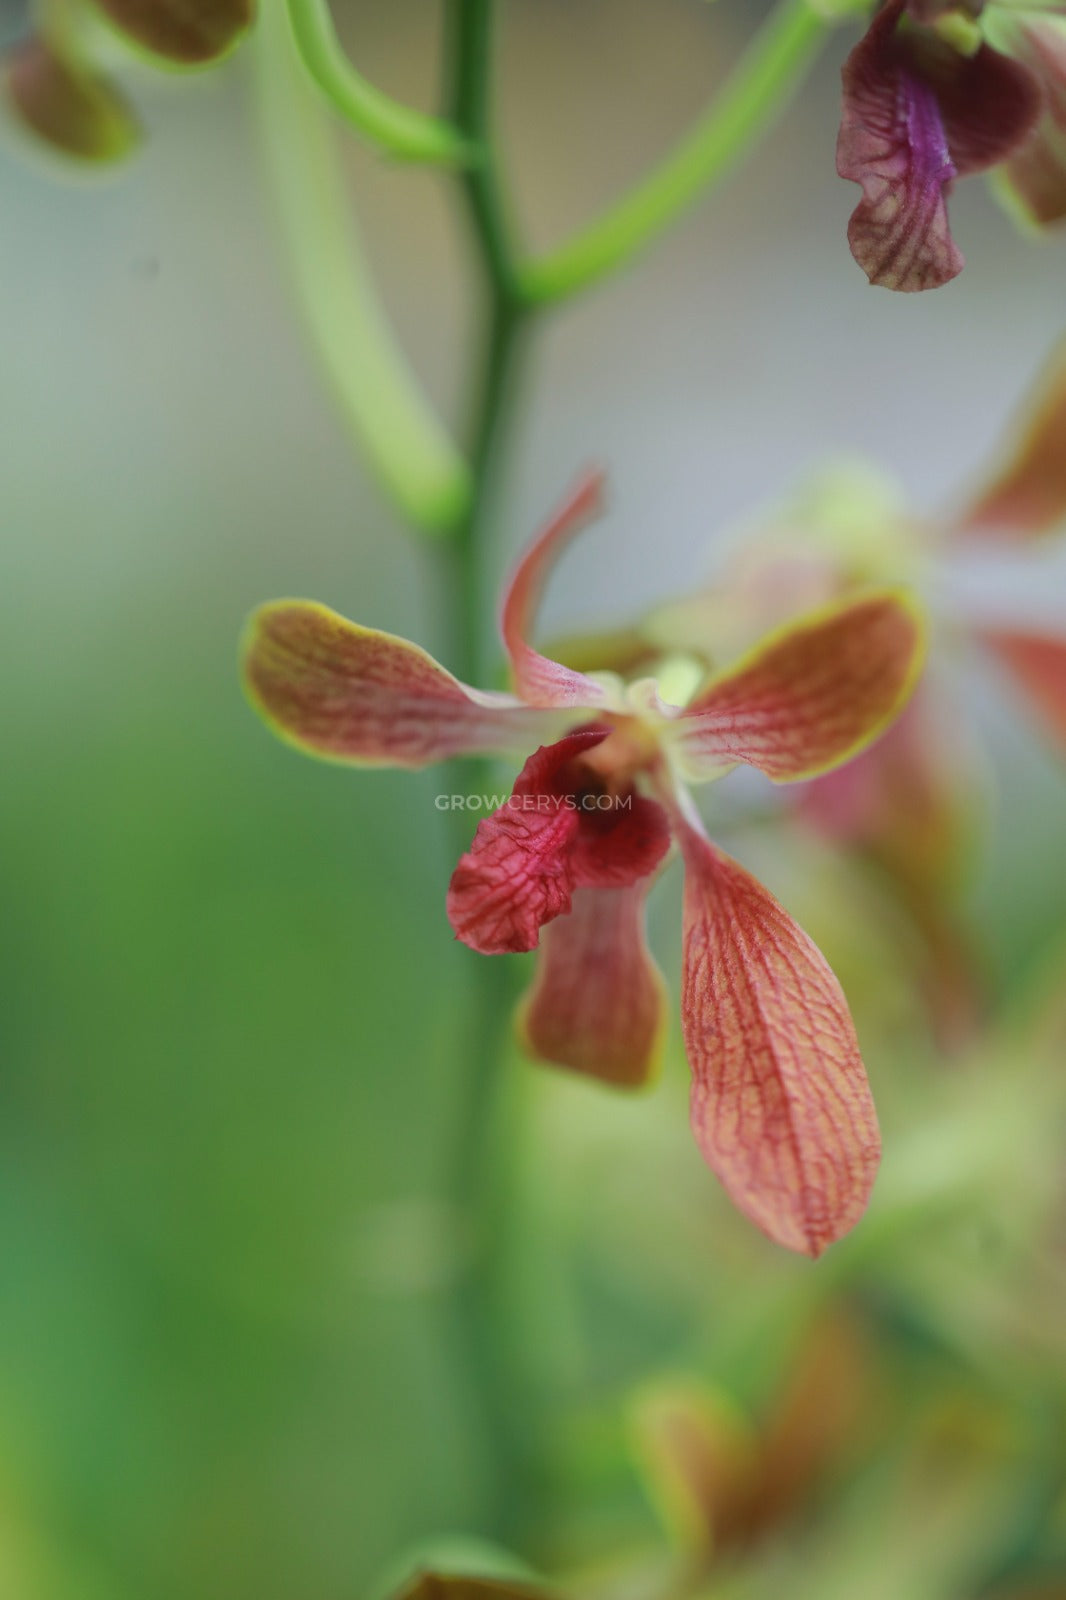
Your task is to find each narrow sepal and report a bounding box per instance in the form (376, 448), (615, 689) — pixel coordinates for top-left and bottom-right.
(499, 471), (612, 708)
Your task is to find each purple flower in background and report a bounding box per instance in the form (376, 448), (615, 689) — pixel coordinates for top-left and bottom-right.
(836, 0), (1066, 290)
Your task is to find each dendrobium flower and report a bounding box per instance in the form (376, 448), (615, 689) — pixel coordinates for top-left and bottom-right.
(242, 474), (924, 1256)
(838, 0), (1066, 290)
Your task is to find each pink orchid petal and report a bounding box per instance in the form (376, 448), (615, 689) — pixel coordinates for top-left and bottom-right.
(676, 812), (880, 1257)
(837, 1), (1040, 291)
(670, 593), (924, 783)
(956, 342), (1066, 540)
(499, 471), (612, 707)
(243, 601), (567, 768)
(980, 627), (1066, 745)
(518, 881), (667, 1088)
(447, 730), (670, 954)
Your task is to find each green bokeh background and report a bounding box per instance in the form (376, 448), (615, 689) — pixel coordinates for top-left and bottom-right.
(2, 3), (1065, 1596)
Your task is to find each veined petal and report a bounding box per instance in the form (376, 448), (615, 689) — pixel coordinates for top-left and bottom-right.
(668, 592), (925, 783)
(243, 600), (566, 768)
(837, 2), (1039, 290)
(499, 471), (612, 708)
(447, 799), (578, 956)
(518, 881), (667, 1088)
(979, 627), (1066, 744)
(837, 0), (962, 291)
(675, 811), (880, 1257)
(956, 341), (1066, 539)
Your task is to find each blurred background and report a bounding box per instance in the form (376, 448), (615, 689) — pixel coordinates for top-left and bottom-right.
(1, 1), (1065, 1596)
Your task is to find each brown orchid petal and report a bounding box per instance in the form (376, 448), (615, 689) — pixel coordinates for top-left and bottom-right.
(957, 342), (1066, 539)
(676, 812), (880, 1257)
(499, 471), (612, 708)
(518, 880), (667, 1088)
(980, 627), (1066, 744)
(3, 36), (138, 162)
(670, 592), (924, 783)
(243, 601), (569, 768)
(95, 0), (254, 64)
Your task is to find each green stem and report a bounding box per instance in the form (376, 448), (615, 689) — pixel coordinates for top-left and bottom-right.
(519, 0), (831, 305)
(440, 0), (539, 1545)
(255, 0), (472, 535)
(284, 0), (476, 165)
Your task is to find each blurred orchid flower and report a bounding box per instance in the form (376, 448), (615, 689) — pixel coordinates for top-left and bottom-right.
(243, 473), (924, 1256)
(622, 345), (1066, 1040)
(837, 0), (1066, 290)
(631, 1311), (871, 1573)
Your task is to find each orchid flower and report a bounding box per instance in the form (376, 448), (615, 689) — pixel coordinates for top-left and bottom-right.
(837, 0), (1066, 290)
(243, 474), (924, 1257)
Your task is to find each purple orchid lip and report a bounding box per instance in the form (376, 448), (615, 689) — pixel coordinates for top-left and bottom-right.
(838, 0), (1042, 290)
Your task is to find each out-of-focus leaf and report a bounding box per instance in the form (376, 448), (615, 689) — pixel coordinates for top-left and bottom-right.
(3, 36), (138, 161)
(95, 0), (254, 64)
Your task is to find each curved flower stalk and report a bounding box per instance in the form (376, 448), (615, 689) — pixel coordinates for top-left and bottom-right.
(837, 0), (1066, 290)
(243, 472), (925, 1257)
(623, 346), (1066, 1035)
